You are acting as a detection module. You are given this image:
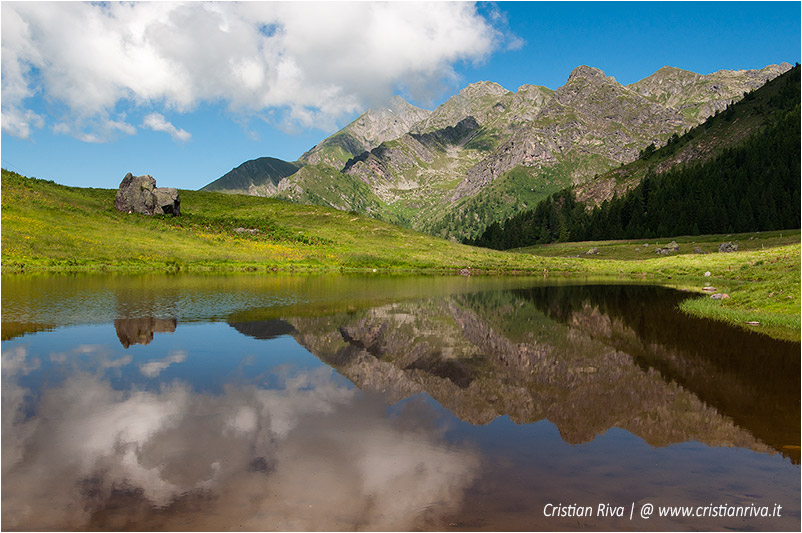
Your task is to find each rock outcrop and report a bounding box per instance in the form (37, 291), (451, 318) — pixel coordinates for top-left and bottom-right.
(655, 241), (680, 254)
(115, 173), (180, 216)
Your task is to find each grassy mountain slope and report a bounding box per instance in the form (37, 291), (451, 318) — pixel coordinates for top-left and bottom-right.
(0, 169), (542, 272)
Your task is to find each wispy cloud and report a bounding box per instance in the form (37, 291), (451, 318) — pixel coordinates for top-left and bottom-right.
(142, 113), (191, 142)
(1, 2), (514, 141)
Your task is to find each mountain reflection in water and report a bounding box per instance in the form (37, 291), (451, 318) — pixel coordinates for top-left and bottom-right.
(2, 276), (799, 531)
(253, 285), (797, 460)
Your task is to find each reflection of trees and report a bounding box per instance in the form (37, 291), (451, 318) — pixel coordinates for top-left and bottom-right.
(512, 284), (801, 463)
(229, 319), (296, 340)
(114, 317), (177, 348)
(283, 287), (797, 459)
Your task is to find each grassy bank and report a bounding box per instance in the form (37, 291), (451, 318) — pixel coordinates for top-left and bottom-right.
(516, 236), (801, 341)
(2, 170), (799, 340)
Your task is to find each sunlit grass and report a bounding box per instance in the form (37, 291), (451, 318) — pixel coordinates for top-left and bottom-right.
(2, 169), (799, 341)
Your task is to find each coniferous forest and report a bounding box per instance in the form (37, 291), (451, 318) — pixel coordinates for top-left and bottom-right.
(467, 66), (801, 250)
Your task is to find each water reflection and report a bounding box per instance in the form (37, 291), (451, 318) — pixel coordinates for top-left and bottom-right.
(2, 345), (478, 531)
(115, 317), (177, 348)
(513, 285), (801, 462)
(262, 286), (797, 462)
(2, 275), (799, 531)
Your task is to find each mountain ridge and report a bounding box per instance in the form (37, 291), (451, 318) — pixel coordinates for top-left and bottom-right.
(202, 62), (793, 239)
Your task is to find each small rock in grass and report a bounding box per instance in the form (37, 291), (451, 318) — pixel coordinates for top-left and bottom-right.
(702, 286), (717, 292)
(586, 247), (599, 255)
(745, 321), (760, 325)
(694, 247), (707, 254)
(703, 271), (711, 277)
(710, 293), (729, 300)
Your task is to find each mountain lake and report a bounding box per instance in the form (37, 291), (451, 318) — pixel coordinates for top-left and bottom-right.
(1, 273), (799, 531)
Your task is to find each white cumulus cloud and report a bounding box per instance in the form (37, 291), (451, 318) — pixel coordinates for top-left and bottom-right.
(142, 113), (192, 142)
(1, 1), (511, 142)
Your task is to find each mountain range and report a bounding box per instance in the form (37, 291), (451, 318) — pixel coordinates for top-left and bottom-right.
(201, 62), (792, 240)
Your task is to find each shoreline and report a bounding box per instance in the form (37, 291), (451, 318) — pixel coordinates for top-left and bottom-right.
(3, 252), (798, 343)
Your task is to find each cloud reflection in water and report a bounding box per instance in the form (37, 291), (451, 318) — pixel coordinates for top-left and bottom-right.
(2, 345), (479, 531)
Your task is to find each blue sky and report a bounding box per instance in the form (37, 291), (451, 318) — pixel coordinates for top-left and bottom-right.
(2, 1), (799, 190)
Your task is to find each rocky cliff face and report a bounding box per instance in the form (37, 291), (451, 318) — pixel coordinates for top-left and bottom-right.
(203, 63), (792, 239)
(449, 66), (689, 203)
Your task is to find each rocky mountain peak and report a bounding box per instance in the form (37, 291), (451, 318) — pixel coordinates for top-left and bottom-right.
(630, 62), (793, 122)
(567, 65), (611, 83)
(459, 80), (511, 98)
(299, 95), (430, 166)
(410, 81), (511, 134)
(350, 96), (431, 145)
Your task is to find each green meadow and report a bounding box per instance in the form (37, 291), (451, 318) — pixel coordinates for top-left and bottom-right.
(2, 169), (799, 340)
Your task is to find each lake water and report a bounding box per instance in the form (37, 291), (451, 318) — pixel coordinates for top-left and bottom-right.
(2, 273), (799, 531)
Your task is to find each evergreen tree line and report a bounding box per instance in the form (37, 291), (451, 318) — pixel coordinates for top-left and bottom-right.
(467, 102), (800, 250)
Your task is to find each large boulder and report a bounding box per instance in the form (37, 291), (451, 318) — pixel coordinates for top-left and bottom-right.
(115, 173), (180, 216)
(718, 242), (738, 253)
